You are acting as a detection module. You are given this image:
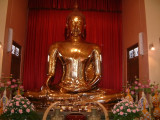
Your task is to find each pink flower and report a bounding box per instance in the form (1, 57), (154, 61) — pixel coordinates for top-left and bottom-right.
(125, 89), (128, 93)
(127, 109), (131, 112)
(120, 112), (124, 115)
(26, 108), (30, 113)
(4, 109), (7, 113)
(154, 85), (158, 89)
(145, 85), (149, 88)
(130, 105), (134, 107)
(138, 83), (142, 86)
(7, 81), (11, 85)
(116, 109), (119, 112)
(16, 101), (19, 106)
(11, 109), (14, 113)
(12, 79), (16, 82)
(22, 101), (25, 104)
(9, 103), (13, 106)
(141, 85), (144, 88)
(23, 105), (27, 108)
(132, 109), (136, 113)
(27, 101), (31, 105)
(125, 103), (129, 106)
(19, 109), (23, 114)
(151, 88), (154, 92)
(0, 83), (4, 87)
(11, 85), (15, 88)
(131, 91), (134, 95)
(113, 111), (116, 114)
(120, 106), (123, 110)
(135, 86), (138, 90)
(16, 98), (20, 100)
(147, 80), (151, 83)
(14, 84), (18, 88)
(19, 85), (24, 89)
(136, 108), (139, 112)
(117, 103), (120, 106)
(134, 81), (138, 84)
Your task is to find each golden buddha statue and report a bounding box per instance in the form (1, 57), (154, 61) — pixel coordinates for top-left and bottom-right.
(25, 2), (123, 105)
(46, 8), (101, 93)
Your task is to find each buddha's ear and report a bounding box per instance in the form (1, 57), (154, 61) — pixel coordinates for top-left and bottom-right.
(65, 23), (68, 28)
(82, 27), (86, 40)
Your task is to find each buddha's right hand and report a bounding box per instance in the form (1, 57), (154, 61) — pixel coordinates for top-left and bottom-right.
(46, 75), (53, 89)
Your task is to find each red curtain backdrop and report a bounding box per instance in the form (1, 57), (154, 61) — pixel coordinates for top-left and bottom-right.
(28, 0), (121, 12)
(23, 0), (122, 91)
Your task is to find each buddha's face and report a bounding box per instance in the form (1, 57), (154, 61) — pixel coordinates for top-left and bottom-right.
(68, 16), (84, 37)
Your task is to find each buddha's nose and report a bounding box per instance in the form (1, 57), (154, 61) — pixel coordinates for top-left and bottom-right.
(74, 25), (78, 31)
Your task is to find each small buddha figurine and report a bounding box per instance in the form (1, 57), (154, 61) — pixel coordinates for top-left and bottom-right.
(152, 90), (159, 107)
(138, 91), (149, 111)
(1, 88), (8, 111)
(141, 100), (151, 120)
(125, 88), (133, 102)
(153, 102), (160, 118)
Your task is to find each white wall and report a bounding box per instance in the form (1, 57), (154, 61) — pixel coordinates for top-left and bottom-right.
(145, 0), (160, 85)
(0, 0), (8, 77)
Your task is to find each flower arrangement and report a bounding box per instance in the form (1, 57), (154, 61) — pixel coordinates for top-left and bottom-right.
(127, 78), (160, 97)
(0, 74), (24, 95)
(0, 75), (12, 93)
(112, 99), (142, 120)
(0, 95), (40, 120)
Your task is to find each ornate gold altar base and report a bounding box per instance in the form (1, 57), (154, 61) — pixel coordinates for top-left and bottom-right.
(25, 88), (123, 110)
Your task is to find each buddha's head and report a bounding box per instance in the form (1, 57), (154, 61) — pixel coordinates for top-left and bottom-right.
(65, 6), (86, 41)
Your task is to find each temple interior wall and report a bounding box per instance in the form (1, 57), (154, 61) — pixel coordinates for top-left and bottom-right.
(0, 0), (8, 77)
(145, 0), (160, 85)
(1, 0), (28, 80)
(122, 0), (149, 85)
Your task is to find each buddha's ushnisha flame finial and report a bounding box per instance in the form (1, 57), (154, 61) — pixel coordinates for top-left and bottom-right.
(74, 0), (78, 9)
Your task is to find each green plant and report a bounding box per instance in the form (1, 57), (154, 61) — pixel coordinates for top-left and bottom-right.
(112, 99), (142, 120)
(0, 95), (40, 120)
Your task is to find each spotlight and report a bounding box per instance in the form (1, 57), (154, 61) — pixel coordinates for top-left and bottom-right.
(149, 43), (155, 51)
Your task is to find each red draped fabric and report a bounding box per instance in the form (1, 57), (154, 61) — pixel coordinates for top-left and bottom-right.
(23, 0), (122, 91)
(28, 0), (121, 12)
